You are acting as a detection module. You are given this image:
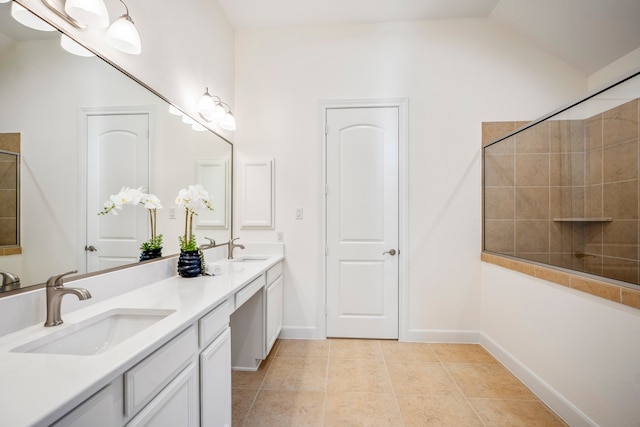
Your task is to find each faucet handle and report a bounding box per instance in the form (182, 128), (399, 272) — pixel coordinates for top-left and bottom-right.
(46, 270), (78, 287)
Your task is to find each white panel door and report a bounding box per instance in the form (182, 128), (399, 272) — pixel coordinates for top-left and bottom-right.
(86, 113), (149, 272)
(326, 107), (399, 339)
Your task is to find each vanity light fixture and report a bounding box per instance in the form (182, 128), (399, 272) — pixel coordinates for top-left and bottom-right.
(64, 0), (109, 28)
(40, 0), (142, 55)
(11, 2), (56, 31)
(105, 0), (141, 54)
(197, 87), (236, 131)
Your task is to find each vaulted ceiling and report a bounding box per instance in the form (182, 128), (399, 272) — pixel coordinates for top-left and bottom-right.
(217, 0), (640, 75)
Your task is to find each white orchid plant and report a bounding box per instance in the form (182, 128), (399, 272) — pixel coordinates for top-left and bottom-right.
(98, 186), (163, 251)
(175, 184), (214, 251)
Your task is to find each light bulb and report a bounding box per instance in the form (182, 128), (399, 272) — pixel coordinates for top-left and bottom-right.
(197, 92), (216, 122)
(106, 14), (141, 54)
(219, 112), (236, 131)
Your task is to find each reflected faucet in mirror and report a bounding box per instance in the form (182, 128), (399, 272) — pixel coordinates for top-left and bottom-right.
(44, 270), (92, 327)
(0, 271), (20, 292)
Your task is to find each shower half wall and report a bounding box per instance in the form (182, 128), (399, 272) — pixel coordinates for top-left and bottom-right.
(483, 71), (640, 289)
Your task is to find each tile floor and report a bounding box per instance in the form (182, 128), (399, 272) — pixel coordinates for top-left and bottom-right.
(232, 339), (567, 426)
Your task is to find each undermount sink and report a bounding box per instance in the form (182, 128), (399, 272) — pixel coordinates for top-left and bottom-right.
(12, 308), (175, 356)
(231, 256), (269, 263)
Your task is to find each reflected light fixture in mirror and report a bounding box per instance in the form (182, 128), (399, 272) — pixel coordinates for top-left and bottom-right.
(41, 0), (141, 55)
(60, 33), (95, 57)
(11, 2), (56, 31)
(64, 0), (109, 27)
(198, 87), (236, 131)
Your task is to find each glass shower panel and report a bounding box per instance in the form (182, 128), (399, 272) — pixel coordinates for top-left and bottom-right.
(483, 71), (640, 287)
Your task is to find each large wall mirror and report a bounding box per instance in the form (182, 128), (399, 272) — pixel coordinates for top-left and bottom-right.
(0, 3), (232, 294)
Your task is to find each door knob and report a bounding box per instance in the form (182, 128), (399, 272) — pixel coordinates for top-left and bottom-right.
(85, 245), (98, 252)
(383, 249), (397, 256)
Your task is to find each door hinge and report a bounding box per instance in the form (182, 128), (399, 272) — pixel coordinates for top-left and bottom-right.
(325, 124), (329, 135)
(325, 306), (328, 316)
(325, 246), (329, 256)
(325, 185), (329, 195)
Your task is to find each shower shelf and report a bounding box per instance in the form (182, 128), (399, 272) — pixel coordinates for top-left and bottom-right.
(552, 218), (612, 222)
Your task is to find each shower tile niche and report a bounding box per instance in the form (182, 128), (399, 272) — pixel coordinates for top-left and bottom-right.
(483, 72), (640, 288)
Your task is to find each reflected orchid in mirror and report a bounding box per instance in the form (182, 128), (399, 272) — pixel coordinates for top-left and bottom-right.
(175, 184), (214, 251)
(98, 186), (163, 251)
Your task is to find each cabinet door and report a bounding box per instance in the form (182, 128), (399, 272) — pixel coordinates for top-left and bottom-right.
(200, 327), (231, 427)
(52, 378), (123, 427)
(126, 363), (199, 427)
(265, 275), (283, 355)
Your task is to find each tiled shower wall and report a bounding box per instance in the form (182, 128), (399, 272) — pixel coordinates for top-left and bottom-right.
(0, 133), (19, 248)
(483, 99), (640, 286)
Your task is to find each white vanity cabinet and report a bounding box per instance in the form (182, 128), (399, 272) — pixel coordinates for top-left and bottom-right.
(199, 300), (232, 427)
(264, 262), (283, 356)
(52, 378), (124, 427)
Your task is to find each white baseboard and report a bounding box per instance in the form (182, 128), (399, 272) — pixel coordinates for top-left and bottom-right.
(480, 333), (597, 427)
(278, 326), (321, 340)
(402, 329), (481, 343)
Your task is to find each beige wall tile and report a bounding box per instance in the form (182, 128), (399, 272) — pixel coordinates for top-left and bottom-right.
(602, 220), (638, 260)
(602, 257), (639, 284)
(587, 148), (602, 185)
(516, 154), (549, 186)
(570, 276), (621, 302)
(603, 180), (638, 219)
(621, 288), (640, 309)
(534, 266), (571, 287)
(0, 133), (20, 153)
(586, 115), (603, 151)
(484, 187), (514, 219)
(603, 139), (639, 183)
(516, 187), (549, 219)
(585, 185), (603, 218)
(603, 99), (638, 147)
(515, 122), (549, 153)
(485, 154), (515, 186)
(515, 220), (549, 253)
(482, 122), (517, 147)
(484, 220), (515, 253)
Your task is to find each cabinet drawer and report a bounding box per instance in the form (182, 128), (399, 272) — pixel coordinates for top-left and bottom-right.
(235, 274), (265, 309)
(124, 326), (197, 417)
(199, 299), (232, 349)
(266, 261), (282, 286)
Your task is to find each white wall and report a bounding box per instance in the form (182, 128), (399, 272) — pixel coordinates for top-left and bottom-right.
(233, 19), (586, 339)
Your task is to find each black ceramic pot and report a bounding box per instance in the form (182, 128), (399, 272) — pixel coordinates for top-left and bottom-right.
(139, 247), (162, 262)
(177, 250), (202, 277)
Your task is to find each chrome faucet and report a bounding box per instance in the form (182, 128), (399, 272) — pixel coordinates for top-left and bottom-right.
(44, 270), (92, 327)
(199, 237), (217, 250)
(227, 237), (245, 259)
(207, 237), (246, 259)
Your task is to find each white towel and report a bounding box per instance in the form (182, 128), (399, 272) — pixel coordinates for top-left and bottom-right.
(207, 263), (222, 276)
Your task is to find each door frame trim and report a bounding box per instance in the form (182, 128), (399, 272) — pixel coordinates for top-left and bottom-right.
(78, 106), (154, 275)
(317, 98), (409, 341)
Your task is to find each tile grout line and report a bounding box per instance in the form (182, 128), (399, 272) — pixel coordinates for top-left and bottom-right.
(433, 346), (488, 427)
(380, 340), (407, 427)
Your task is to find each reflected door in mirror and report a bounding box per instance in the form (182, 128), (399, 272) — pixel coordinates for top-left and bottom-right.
(86, 112), (150, 272)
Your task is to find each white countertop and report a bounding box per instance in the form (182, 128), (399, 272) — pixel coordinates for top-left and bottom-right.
(0, 254), (283, 427)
